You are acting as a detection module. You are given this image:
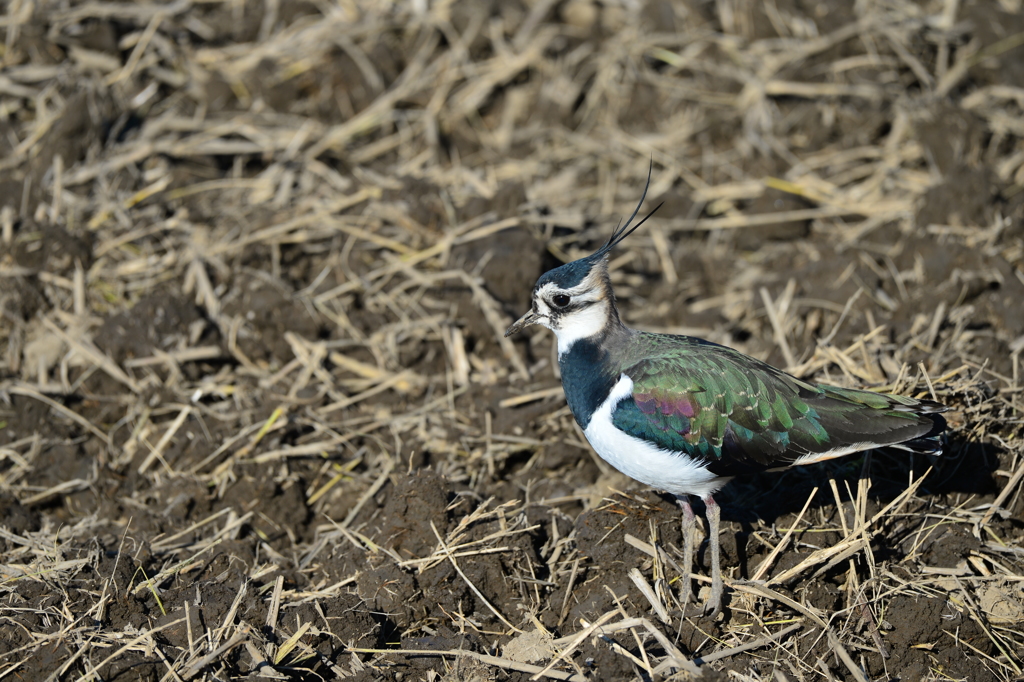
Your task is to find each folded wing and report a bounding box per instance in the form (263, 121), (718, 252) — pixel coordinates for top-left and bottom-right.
(610, 338), (946, 477)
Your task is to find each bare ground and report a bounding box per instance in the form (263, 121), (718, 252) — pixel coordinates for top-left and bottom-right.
(1, 1), (1024, 680)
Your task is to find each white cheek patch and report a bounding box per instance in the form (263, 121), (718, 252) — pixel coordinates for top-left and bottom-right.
(554, 302), (608, 356)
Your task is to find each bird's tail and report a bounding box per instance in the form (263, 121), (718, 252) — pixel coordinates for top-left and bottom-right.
(884, 409), (947, 455)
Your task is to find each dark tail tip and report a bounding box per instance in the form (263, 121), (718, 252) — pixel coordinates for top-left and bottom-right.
(894, 413), (948, 455)
(922, 412), (948, 440)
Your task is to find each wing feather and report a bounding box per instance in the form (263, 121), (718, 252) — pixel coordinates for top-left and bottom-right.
(610, 335), (946, 476)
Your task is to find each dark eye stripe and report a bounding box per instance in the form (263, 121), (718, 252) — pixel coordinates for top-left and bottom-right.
(553, 300), (593, 315)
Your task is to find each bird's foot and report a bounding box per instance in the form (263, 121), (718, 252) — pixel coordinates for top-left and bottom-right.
(702, 575), (724, 618)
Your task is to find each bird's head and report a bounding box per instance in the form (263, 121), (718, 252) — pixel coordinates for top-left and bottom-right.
(505, 168), (661, 355)
(503, 251), (613, 349)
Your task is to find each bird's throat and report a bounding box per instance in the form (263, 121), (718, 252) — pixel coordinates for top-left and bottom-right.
(557, 335), (620, 430)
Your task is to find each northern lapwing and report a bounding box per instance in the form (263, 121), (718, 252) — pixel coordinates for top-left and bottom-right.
(504, 170), (948, 616)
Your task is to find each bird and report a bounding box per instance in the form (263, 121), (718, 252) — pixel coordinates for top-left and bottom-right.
(504, 169), (948, 617)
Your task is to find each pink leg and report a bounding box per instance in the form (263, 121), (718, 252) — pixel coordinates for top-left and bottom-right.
(674, 495), (695, 609)
(703, 494), (723, 617)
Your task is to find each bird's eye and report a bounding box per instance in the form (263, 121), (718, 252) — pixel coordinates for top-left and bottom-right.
(551, 294), (571, 308)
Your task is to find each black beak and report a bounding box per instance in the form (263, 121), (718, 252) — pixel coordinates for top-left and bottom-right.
(505, 310), (542, 337)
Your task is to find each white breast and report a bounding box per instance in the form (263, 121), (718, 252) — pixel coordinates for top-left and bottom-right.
(583, 374), (729, 499)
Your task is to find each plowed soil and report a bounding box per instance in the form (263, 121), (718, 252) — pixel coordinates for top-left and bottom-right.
(1, 1), (1023, 681)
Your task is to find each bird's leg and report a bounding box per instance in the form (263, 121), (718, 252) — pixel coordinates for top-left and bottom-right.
(703, 494), (724, 617)
(675, 495), (695, 610)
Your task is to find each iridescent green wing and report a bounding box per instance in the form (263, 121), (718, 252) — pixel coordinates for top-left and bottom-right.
(610, 336), (944, 475)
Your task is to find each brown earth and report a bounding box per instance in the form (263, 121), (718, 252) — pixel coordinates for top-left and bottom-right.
(1, 1), (1023, 681)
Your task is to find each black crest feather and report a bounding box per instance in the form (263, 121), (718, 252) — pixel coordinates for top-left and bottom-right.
(531, 162), (665, 291)
(592, 161), (663, 260)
